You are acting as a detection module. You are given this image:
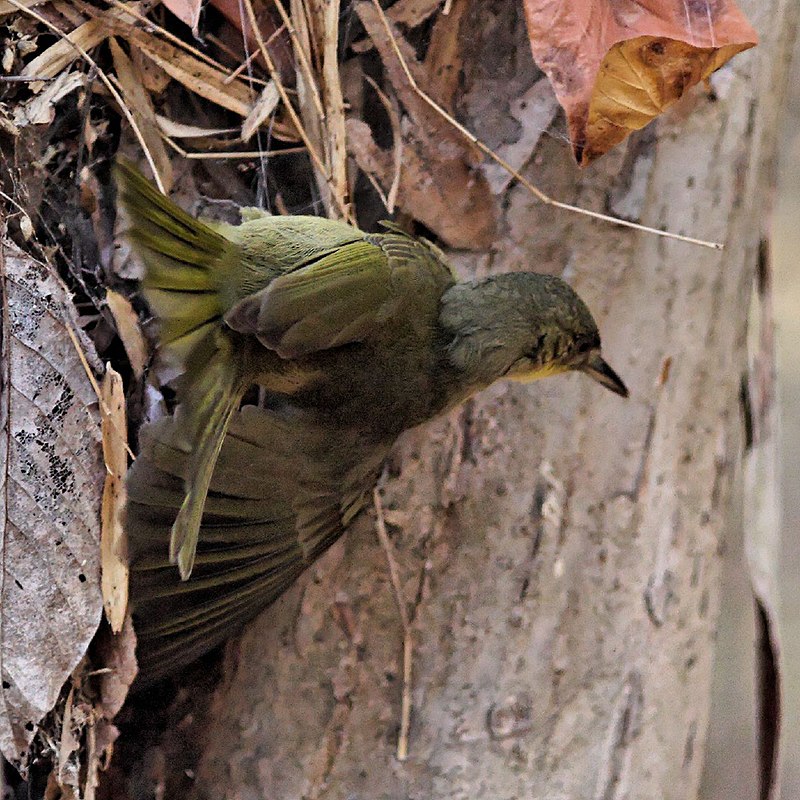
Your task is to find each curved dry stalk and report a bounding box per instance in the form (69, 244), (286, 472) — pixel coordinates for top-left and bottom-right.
(163, 136), (306, 160)
(373, 486), (413, 761)
(368, 0), (723, 251)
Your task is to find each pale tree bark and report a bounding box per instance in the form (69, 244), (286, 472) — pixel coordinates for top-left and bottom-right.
(180, 2), (797, 798)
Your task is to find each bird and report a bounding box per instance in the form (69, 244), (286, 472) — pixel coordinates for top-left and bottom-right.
(117, 160), (627, 683)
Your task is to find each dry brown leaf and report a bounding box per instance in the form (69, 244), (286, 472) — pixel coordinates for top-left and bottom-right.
(123, 27), (257, 117)
(130, 46), (171, 94)
(51, 0), (86, 27)
(13, 70), (85, 126)
(75, 617), (137, 796)
(56, 687), (80, 787)
(0, 240), (103, 772)
(211, 0), (294, 79)
(155, 115), (239, 139)
(386, 0), (443, 27)
(241, 80), (280, 142)
(351, 0), (443, 52)
(95, 616), (138, 719)
(100, 366), (129, 634)
(315, 0), (351, 221)
(20, 2), (142, 83)
(109, 37), (173, 192)
(0, 0), (46, 19)
(353, 1), (495, 249)
(523, 0), (758, 165)
(162, 0), (202, 33)
(105, 291), (147, 380)
(417, 0), (468, 112)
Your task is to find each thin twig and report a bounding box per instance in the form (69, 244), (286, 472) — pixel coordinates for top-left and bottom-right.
(63, 323), (136, 462)
(162, 135), (306, 160)
(203, 31), (271, 87)
(0, 188), (32, 216)
(223, 47), (260, 85)
(368, 0), (723, 251)
(364, 171), (390, 209)
(7, 0), (165, 194)
(0, 74), (54, 82)
(373, 486), (413, 761)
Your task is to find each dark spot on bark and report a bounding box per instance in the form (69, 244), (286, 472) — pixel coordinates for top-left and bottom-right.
(78, 573), (87, 583)
(683, 721), (697, 767)
(487, 693), (533, 739)
(756, 238), (771, 296)
(698, 589), (710, 618)
(756, 599), (780, 800)
(740, 375), (754, 450)
(649, 41), (666, 56)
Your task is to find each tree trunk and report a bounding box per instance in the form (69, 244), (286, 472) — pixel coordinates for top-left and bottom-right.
(181, 2), (796, 797)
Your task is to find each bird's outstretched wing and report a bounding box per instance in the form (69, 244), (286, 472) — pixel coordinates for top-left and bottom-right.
(225, 232), (452, 359)
(127, 405), (388, 686)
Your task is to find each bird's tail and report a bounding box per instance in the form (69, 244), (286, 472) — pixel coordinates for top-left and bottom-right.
(115, 159), (237, 365)
(116, 160), (247, 579)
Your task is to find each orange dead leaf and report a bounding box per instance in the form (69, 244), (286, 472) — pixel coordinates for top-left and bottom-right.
(523, 0), (758, 165)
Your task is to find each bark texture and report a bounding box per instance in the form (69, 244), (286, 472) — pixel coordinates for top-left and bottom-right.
(182, 2), (795, 798)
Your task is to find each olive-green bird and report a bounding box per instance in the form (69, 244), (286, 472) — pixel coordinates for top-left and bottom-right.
(118, 161), (627, 683)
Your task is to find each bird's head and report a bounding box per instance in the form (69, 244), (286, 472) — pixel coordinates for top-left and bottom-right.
(440, 272), (628, 397)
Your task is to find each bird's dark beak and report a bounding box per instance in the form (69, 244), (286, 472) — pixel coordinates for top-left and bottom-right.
(580, 351), (629, 397)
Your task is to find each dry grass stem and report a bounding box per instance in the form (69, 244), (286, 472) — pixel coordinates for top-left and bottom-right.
(203, 31), (271, 86)
(223, 47), (260, 84)
(318, 0), (353, 221)
(100, 365), (130, 634)
(162, 135), (306, 159)
(373, 487), (413, 761)
(367, 0), (722, 251)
